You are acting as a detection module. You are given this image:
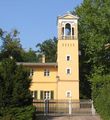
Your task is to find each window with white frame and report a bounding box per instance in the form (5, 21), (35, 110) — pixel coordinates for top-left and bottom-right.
(66, 68), (71, 75)
(66, 55), (71, 61)
(40, 91), (54, 100)
(66, 91), (72, 98)
(44, 69), (50, 76)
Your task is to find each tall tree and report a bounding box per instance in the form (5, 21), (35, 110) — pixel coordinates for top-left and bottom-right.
(36, 37), (57, 62)
(76, 0), (110, 71)
(75, 0), (110, 98)
(0, 58), (32, 108)
(0, 29), (24, 62)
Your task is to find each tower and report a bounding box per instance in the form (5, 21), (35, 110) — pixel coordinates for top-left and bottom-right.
(57, 12), (79, 101)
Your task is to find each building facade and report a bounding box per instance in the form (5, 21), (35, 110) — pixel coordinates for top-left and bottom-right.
(19, 13), (79, 101)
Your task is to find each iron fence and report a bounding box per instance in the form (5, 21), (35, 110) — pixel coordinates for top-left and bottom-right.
(33, 99), (96, 116)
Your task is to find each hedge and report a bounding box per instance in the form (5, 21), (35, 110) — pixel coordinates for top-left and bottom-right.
(0, 105), (36, 120)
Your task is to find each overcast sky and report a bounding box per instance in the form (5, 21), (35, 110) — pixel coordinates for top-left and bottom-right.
(0, 0), (83, 50)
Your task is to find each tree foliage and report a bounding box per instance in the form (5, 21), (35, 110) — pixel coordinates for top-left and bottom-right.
(0, 28), (38, 62)
(0, 58), (35, 120)
(75, 0), (110, 98)
(92, 71), (110, 120)
(0, 58), (32, 108)
(0, 29), (24, 62)
(75, 0), (110, 119)
(23, 48), (38, 62)
(36, 37), (57, 62)
(0, 106), (35, 120)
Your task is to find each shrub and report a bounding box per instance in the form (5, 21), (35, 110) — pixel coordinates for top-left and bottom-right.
(0, 105), (36, 120)
(0, 59), (35, 120)
(92, 74), (110, 120)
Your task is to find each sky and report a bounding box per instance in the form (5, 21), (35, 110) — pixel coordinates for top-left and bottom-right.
(0, 0), (83, 50)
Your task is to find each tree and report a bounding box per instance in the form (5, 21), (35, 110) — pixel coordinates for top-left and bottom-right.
(0, 58), (32, 108)
(74, 0), (110, 119)
(36, 37), (57, 62)
(23, 48), (38, 62)
(0, 29), (24, 62)
(91, 71), (110, 120)
(74, 0), (110, 98)
(0, 28), (39, 63)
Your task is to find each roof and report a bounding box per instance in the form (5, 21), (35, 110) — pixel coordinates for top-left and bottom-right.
(58, 12), (79, 20)
(17, 62), (58, 67)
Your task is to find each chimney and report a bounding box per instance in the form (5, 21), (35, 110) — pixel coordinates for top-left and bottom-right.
(42, 54), (45, 63)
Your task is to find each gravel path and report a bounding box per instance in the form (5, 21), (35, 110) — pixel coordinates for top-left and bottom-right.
(36, 115), (101, 120)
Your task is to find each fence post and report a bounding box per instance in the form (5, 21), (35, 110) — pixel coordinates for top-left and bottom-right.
(69, 100), (72, 115)
(91, 100), (96, 115)
(44, 99), (49, 115)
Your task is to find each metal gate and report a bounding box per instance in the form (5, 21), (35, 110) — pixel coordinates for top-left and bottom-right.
(33, 99), (96, 116)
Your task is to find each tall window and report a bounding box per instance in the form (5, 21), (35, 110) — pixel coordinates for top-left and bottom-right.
(31, 91), (37, 99)
(40, 91), (54, 100)
(72, 28), (74, 35)
(44, 69), (50, 76)
(62, 27), (64, 36)
(65, 23), (71, 36)
(72, 28), (74, 39)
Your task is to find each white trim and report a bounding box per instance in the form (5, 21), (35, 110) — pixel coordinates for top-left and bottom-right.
(59, 19), (77, 24)
(58, 13), (79, 19)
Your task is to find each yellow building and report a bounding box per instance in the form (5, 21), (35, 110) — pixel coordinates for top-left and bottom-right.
(19, 13), (79, 101)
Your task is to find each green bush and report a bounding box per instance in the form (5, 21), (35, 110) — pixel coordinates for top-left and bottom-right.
(0, 105), (36, 120)
(92, 74), (110, 120)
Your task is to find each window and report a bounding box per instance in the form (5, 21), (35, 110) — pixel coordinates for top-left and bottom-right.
(40, 91), (54, 100)
(30, 69), (34, 76)
(65, 23), (71, 35)
(31, 91), (37, 99)
(72, 28), (74, 35)
(44, 91), (50, 100)
(44, 69), (50, 76)
(66, 68), (71, 75)
(62, 27), (64, 36)
(66, 55), (71, 61)
(66, 91), (72, 98)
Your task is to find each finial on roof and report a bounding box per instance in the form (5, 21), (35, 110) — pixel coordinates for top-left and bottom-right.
(67, 11), (71, 14)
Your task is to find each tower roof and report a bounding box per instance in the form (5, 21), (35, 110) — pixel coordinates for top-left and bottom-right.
(58, 12), (79, 20)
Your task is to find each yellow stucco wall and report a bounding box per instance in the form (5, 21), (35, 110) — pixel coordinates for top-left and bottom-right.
(30, 82), (57, 99)
(32, 66), (57, 82)
(58, 81), (79, 100)
(57, 40), (79, 81)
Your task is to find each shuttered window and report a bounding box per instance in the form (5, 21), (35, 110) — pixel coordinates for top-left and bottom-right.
(31, 91), (38, 99)
(34, 91), (37, 99)
(51, 91), (54, 99)
(40, 91), (54, 100)
(40, 91), (44, 100)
